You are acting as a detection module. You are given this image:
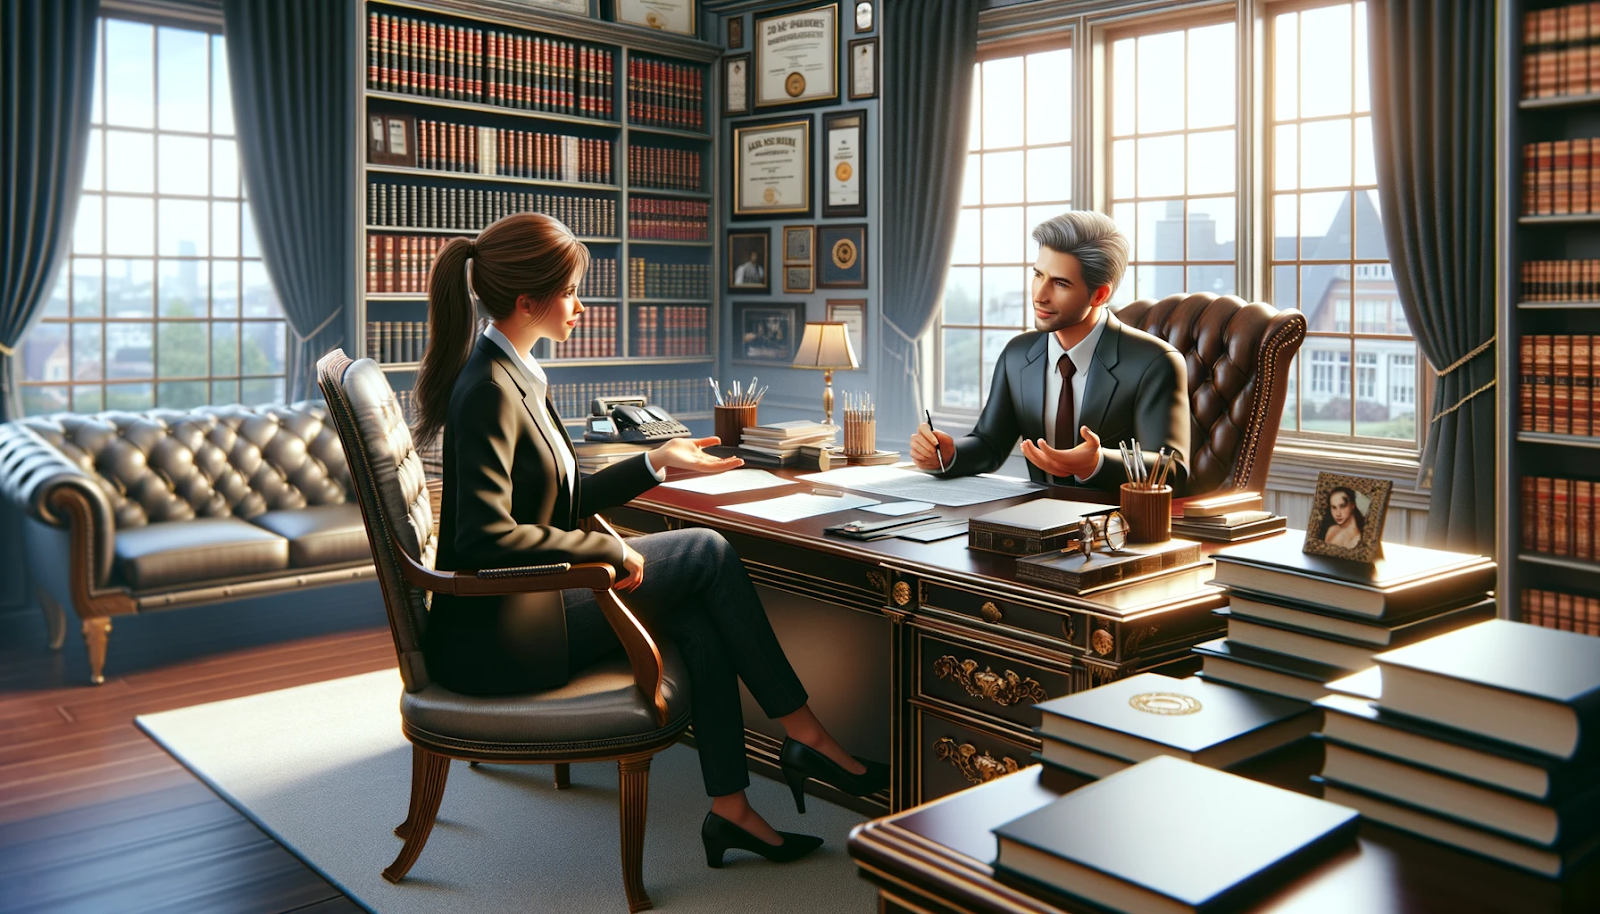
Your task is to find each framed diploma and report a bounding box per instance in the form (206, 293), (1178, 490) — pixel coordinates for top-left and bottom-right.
(527, 0), (591, 15)
(849, 38), (877, 100)
(755, 4), (839, 108)
(827, 299), (867, 368)
(616, 0), (696, 36)
(733, 117), (813, 217)
(723, 55), (751, 116)
(823, 110), (865, 218)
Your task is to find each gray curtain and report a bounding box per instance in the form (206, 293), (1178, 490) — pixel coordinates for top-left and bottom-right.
(1367, 0), (1495, 552)
(0, 0), (98, 421)
(222, 0), (354, 403)
(878, 0), (980, 442)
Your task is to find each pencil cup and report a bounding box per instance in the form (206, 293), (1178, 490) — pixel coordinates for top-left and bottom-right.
(714, 405), (758, 446)
(843, 407), (876, 456)
(1120, 483), (1172, 544)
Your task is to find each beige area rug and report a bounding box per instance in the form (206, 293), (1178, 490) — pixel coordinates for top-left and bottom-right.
(135, 669), (875, 913)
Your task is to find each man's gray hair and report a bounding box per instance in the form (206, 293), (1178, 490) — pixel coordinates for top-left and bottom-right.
(1031, 211), (1130, 295)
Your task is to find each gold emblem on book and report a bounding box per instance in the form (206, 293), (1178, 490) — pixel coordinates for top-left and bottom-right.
(933, 655), (1048, 707)
(832, 238), (857, 269)
(933, 737), (1020, 785)
(1129, 692), (1202, 715)
(835, 162), (852, 182)
(786, 72), (806, 96)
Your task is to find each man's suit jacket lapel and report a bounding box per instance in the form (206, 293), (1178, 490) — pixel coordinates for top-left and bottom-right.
(1079, 315), (1124, 438)
(1021, 332), (1049, 442)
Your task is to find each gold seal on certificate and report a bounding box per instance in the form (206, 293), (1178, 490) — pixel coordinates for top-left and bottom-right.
(785, 72), (806, 97)
(835, 162), (852, 182)
(755, 5), (838, 107)
(616, 0), (696, 36)
(832, 238), (857, 270)
(764, 187), (778, 204)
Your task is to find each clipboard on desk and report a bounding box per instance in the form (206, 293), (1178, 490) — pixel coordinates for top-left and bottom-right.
(825, 513), (943, 541)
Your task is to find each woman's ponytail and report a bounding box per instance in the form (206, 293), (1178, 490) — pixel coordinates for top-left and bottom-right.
(412, 237), (476, 448)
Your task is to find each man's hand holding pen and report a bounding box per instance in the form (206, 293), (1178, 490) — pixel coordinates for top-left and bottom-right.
(910, 423), (955, 472)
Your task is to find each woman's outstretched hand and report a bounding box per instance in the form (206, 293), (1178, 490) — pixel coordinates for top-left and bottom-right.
(652, 436), (744, 474)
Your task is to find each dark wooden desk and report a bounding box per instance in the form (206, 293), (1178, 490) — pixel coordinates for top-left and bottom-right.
(847, 743), (1600, 914)
(610, 468), (1236, 813)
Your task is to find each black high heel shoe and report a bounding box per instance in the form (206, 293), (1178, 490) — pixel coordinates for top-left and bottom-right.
(779, 738), (891, 814)
(701, 812), (823, 868)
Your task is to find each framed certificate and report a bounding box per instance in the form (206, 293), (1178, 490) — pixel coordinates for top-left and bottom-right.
(528, 0), (591, 15)
(616, 0), (696, 36)
(849, 38), (877, 100)
(823, 110), (865, 218)
(827, 299), (867, 368)
(755, 4), (839, 107)
(733, 117), (813, 217)
(723, 55), (751, 117)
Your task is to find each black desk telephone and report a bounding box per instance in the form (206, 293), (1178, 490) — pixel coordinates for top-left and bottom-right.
(583, 396), (692, 443)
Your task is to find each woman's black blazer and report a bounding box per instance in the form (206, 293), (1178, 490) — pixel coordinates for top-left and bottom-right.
(426, 334), (660, 693)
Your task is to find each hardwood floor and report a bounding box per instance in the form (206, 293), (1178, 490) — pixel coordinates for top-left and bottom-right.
(0, 622), (395, 914)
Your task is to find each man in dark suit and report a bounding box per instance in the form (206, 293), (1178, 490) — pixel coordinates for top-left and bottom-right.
(910, 211), (1191, 494)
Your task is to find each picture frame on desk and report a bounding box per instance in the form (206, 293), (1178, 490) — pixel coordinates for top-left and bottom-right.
(848, 38), (878, 100)
(733, 116), (813, 217)
(728, 229), (771, 293)
(754, 4), (839, 108)
(823, 110), (866, 218)
(1303, 472), (1393, 564)
(818, 224), (867, 288)
(827, 299), (866, 368)
(615, 0), (696, 36)
(723, 54), (751, 117)
(732, 301), (804, 365)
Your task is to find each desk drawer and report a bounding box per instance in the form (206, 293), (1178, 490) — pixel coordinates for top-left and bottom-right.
(914, 707), (1036, 806)
(915, 632), (1071, 731)
(918, 580), (1079, 650)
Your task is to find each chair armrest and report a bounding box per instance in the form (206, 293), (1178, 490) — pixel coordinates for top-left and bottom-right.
(0, 423), (116, 589)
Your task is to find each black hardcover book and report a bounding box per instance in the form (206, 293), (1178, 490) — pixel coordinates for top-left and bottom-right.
(1034, 673), (1317, 769)
(1226, 591), (1497, 646)
(1193, 636), (1353, 684)
(1210, 534), (1496, 618)
(1016, 538), (1203, 594)
(1374, 619), (1600, 761)
(993, 756), (1358, 914)
(1217, 601), (1495, 673)
(967, 499), (1101, 555)
(1170, 514), (1287, 543)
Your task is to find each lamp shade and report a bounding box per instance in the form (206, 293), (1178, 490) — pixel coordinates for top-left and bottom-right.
(791, 322), (859, 370)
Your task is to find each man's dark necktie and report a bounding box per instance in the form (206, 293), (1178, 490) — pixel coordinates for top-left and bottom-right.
(1054, 353), (1076, 449)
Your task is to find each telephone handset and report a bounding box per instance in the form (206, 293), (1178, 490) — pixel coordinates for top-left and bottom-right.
(584, 397), (692, 443)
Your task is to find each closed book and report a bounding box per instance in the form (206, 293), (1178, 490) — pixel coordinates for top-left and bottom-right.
(1316, 694), (1600, 802)
(1178, 509), (1274, 526)
(1319, 741), (1600, 848)
(967, 499), (1101, 556)
(993, 756), (1358, 914)
(1193, 637), (1348, 702)
(1210, 534), (1497, 618)
(741, 420), (834, 440)
(1225, 592), (1497, 647)
(1169, 515), (1287, 543)
(1033, 735), (1130, 779)
(1179, 490), (1264, 517)
(1219, 604), (1495, 673)
(1373, 619), (1600, 761)
(1317, 779), (1600, 878)
(703, 444), (793, 468)
(1323, 665), (1383, 700)
(1015, 538), (1203, 594)
(1034, 673), (1317, 769)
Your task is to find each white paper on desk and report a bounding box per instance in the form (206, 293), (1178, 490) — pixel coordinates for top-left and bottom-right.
(722, 492), (880, 522)
(859, 500), (935, 516)
(659, 468), (792, 495)
(794, 465), (1040, 507)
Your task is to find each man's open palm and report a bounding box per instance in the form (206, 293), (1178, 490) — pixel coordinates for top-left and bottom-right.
(1019, 425), (1100, 479)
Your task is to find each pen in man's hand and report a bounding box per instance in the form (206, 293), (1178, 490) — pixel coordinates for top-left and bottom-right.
(924, 409), (947, 472)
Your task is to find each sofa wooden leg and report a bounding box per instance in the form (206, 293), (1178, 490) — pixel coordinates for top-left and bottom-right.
(554, 762), (570, 789)
(383, 748), (449, 884)
(81, 617), (112, 685)
(618, 753), (653, 913)
(39, 590), (66, 651)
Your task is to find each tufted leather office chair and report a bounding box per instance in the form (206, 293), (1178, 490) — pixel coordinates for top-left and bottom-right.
(316, 350), (690, 913)
(1115, 293), (1307, 497)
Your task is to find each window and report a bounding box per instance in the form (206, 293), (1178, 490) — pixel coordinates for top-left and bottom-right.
(1108, 21), (1238, 304)
(1270, 1), (1417, 444)
(21, 18), (286, 416)
(939, 48), (1074, 411)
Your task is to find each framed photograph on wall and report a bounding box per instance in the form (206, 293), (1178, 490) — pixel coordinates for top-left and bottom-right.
(727, 229), (771, 293)
(823, 110), (866, 218)
(784, 264), (814, 294)
(616, 0), (696, 36)
(827, 299), (867, 368)
(754, 3), (838, 107)
(818, 223), (867, 288)
(848, 38), (878, 100)
(783, 224), (814, 264)
(723, 55), (751, 117)
(733, 117), (812, 217)
(854, 1), (873, 32)
(732, 301), (805, 365)
(728, 15), (744, 48)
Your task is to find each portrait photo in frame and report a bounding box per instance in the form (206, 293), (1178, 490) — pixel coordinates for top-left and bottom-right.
(733, 116), (813, 217)
(848, 37), (878, 100)
(827, 299), (866, 369)
(616, 0), (696, 36)
(823, 110), (866, 218)
(727, 15), (744, 48)
(1302, 472), (1393, 563)
(723, 54), (751, 117)
(727, 229), (771, 293)
(817, 223), (867, 288)
(754, 3), (839, 108)
(854, 0), (873, 32)
(783, 224), (814, 264)
(733, 301), (805, 365)
(784, 264), (814, 294)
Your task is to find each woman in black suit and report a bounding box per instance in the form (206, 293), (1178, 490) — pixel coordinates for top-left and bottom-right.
(411, 213), (886, 867)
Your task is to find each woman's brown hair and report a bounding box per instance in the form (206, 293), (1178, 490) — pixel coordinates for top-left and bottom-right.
(411, 212), (591, 447)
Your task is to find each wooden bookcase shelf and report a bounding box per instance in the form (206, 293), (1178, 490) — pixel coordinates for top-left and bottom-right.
(365, 88), (621, 129)
(1516, 431), (1600, 449)
(367, 163), (621, 193)
(1519, 91), (1600, 109)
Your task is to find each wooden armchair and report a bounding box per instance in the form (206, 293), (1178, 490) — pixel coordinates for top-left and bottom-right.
(316, 349), (690, 912)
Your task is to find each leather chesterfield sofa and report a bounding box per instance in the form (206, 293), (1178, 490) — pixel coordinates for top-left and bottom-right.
(0, 402), (378, 684)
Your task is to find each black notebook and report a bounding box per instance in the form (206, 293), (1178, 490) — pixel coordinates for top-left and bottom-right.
(1374, 619), (1600, 761)
(992, 756), (1359, 914)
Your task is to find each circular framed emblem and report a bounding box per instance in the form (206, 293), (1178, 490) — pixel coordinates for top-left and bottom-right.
(835, 162), (853, 182)
(831, 238), (857, 269)
(785, 72), (806, 97)
(645, 12), (663, 27)
(1128, 692), (1203, 715)
(763, 187), (777, 204)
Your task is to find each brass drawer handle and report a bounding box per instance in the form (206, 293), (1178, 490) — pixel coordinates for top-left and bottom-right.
(980, 601), (1002, 624)
(933, 736), (1021, 785)
(932, 654), (1048, 707)
(893, 581), (912, 606)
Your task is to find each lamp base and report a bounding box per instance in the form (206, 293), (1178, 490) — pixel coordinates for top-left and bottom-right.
(822, 369), (835, 425)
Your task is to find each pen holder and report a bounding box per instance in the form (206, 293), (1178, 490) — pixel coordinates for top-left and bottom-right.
(843, 407), (876, 457)
(714, 404), (758, 446)
(1120, 483), (1173, 544)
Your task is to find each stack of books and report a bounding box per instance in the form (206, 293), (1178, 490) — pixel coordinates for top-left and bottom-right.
(992, 755), (1358, 913)
(1169, 490), (1287, 543)
(1032, 672), (1319, 779)
(571, 440), (654, 473)
(1316, 620), (1600, 876)
(1194, 536), (1498, 702)
(1015, 538), (1202, 595)
(731, 420), (838, 465)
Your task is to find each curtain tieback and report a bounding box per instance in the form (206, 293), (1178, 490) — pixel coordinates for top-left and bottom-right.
(1427, 334), (1495, 424)
(293, 306), (344, 343)
(883, 317), (919, 346)
(0, 342), (14, 357)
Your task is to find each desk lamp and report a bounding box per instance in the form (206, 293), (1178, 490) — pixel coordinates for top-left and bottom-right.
(791, 321), (859, 425)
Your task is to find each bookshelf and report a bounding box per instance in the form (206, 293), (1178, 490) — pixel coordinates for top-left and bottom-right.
(357, 0), (721, 429)
(1500, 0), (1600, 636)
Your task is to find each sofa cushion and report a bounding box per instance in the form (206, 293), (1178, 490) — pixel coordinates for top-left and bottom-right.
(247, 504), (372, 568)
(114, 517), (289, 589)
